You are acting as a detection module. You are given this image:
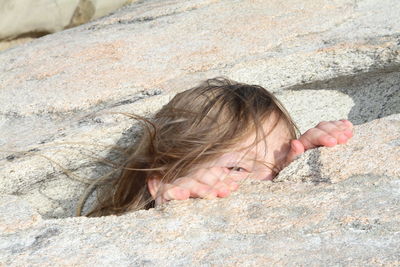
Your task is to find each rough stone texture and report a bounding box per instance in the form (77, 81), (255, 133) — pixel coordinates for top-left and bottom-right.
(1, 117), (399, 266)
(0, 0), (400, 265)
(0, 0), (79, 40)
(0, 195), (42, 234)
(0, 0), (130, 40)
(1, 0), (399, 219)
(0, 37), (35, 52)
(277, 114), (400, 184)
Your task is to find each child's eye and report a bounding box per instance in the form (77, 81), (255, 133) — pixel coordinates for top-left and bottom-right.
(227, 166), (248, 172)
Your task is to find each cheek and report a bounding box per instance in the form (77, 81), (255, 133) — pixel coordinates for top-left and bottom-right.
(250, 167), (276, 181)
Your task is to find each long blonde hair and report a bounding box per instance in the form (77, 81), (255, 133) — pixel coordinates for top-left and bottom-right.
(85, 78), (298, 216)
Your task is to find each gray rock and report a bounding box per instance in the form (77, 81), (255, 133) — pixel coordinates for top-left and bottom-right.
(0, 195), (42, 234)
(0, 0), (79, 40)
(276, 114), (400, 184)
(0, 0), (400, 265)
(1, 117), (399, 266)
(1, 0), (399, 219)
(0, 0), (130, 40)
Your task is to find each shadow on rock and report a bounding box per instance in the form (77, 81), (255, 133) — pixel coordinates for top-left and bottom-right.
(285, 66), (400, 125)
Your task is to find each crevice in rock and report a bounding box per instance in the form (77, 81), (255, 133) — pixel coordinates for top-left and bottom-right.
(306, 150), (332, 185)
(117, 6), (199, 25)
(1, 31), (50, 42)
(87, 5), (200, 31)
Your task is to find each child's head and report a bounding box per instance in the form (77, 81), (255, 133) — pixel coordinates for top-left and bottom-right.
(89, 78), (298, 216)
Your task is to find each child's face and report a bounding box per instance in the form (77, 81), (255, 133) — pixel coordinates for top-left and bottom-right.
(148, 115), (353, 204)
(189, 118), (292, 181)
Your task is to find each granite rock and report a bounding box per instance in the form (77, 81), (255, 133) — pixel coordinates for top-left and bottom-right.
(0, 0), (130, 40)
(0, 0), (400, 265)
(276, 114), (400, 183)
(1, 0), (399, 219)
(1, 117), (399, 266)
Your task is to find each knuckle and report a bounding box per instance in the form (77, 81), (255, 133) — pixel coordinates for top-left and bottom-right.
(328, 130), (341, 137)
(333, 120), (347, 129)
(304, 127), (319, 136)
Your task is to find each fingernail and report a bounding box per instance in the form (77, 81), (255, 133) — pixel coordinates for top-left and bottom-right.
(218, 188), (229, 197)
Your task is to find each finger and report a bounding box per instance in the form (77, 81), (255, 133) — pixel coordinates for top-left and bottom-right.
(157, 183), (190, 204)
(316, 121), (352, 144)
(193, 168), (238, 198)
(211, 178), (240, 198)
(211, 181), (232, 198)
(192, 167), (229, 186)
(227, 169), (252, 182)
(340, 119), (353, 129)
(173, 177), (219, 199)
(193, 167), (239, 194)
(286, 139), (305, 164)
(221, 177), (239, 191)
(333, 121), (353, 141)
(298, 127), (337, 150)
(328, 120), (351, 130)
(339, 120), (354, 138)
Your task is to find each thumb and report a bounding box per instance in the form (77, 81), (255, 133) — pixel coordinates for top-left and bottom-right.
(286, 139), (305, 164)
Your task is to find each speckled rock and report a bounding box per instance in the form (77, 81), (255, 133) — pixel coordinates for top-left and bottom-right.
(0, 0), (400, 264)
(277, 114), (400, 184)
(1, 0), (399, 219)
(1, 116), (399, 266)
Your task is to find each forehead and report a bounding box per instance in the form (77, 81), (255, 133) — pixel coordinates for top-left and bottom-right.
(206, 117), (292, 176)
(239, 118), (292, 151)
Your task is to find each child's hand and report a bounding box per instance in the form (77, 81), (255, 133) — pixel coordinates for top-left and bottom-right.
(286, 120), (353, 163)
(150, 120), (354, 205)
(150, 167), (246, 205)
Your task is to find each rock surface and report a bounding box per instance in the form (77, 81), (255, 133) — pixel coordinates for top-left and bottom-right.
(1, 0), (399, 219)
(0, 0), (131, 40)
(1, 116), (399, 266)
(0, 0), (400, 265)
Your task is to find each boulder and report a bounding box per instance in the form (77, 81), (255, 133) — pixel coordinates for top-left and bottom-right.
(0, 0), (399, 264)
(0, 0), (129, 40)
(1, 116), (399, 265)
(1, 0), (399, 219)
